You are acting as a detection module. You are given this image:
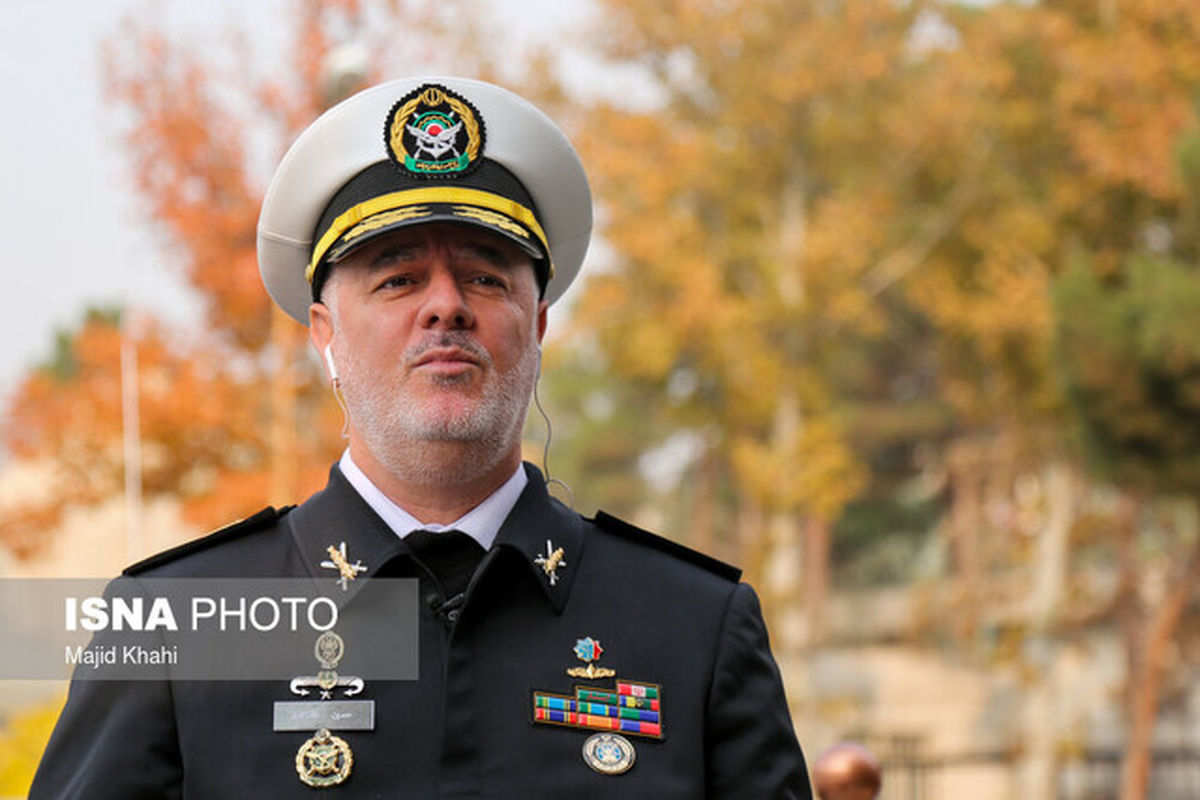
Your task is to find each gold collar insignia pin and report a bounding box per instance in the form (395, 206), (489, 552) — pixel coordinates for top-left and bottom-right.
(534, 539), (566, 586)
(321, 541), (367, 590)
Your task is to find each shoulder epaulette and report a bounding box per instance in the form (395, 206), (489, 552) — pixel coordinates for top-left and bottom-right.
(592, 510), (742, 582)
(124, 505), (293, 576)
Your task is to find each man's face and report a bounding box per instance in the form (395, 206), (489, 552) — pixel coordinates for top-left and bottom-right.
(310, 223), (547, 482)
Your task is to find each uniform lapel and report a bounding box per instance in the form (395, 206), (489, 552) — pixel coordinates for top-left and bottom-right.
(287, 463), (584, 612)
(286, 465), (410, 605)
(493, 463), (585, 613)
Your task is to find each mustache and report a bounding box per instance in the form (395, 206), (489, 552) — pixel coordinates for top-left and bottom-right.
(403, 332), (493, 365)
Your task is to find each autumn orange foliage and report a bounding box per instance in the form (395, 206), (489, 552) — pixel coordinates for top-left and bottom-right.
(0, 0), (512, 555)
(3, 312), (341, 551)
(0, 2), (400, 553)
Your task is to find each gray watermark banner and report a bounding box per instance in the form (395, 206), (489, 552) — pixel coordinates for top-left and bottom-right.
(0, 578), (418, 681)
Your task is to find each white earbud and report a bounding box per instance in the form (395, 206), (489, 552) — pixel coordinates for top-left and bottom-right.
(324, 344), (339, 382)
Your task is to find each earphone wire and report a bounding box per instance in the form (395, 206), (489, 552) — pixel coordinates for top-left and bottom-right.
(532, 364), (574, 511)
(331, 379), (350, 440)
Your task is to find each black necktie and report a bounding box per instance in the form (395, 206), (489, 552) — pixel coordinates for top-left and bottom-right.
(404, 529), (486, 604)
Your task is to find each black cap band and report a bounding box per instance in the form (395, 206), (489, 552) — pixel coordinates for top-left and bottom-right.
(308, 159), (551, 302)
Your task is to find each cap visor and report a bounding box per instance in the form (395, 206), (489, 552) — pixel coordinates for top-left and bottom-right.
(325, 204), (546, 266)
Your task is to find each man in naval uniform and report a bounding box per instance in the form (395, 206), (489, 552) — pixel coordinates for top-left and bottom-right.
(32, 77), (810, 798)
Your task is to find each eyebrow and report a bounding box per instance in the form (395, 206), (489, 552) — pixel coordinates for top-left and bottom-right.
(369, 242), (424, 266)
(458, 240), (514, 267)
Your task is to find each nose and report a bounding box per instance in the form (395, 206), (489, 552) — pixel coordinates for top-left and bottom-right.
(419, 266), (475, 330)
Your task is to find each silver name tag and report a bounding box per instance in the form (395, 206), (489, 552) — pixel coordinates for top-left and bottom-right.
(273, 700), (375, 732)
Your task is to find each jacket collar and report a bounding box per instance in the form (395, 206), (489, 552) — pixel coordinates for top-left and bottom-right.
(288, 463), (583, 613)
(287, 464), (413, 606)
(493, 463), (584, 614)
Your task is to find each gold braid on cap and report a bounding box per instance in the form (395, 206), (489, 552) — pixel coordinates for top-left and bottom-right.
(306, 187), (553, 282)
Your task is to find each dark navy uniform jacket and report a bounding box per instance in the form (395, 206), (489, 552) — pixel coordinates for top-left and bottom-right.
(32, 463), (809, 798)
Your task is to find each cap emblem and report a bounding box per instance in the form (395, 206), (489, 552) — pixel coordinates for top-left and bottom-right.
(387, 84), (485, 177)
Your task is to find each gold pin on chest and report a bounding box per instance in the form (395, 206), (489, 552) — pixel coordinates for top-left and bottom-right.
(275, 631), (374, 789)
(567, 636), (615, 679)
(290, 631), (363, 700)
(296, 729), (354, 788)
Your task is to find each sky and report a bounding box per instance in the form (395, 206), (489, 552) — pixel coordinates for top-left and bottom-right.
(1, 0), (204, 393)
(0, 0), (592, 406)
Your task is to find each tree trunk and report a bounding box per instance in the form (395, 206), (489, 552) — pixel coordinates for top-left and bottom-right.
(1113, 495), (1141, 703)
(1119, 538), (1200, 800)
(802, 516), (830, 647)
(765, 511), (803, 650)
(736, 493), (767, 591)
(946, 439), (982, 640)
(268, 307), (300, 505)
(1030, 461), (1076, 628)
(1019, 461), (1077, 799)
(690, 446), (719, 557)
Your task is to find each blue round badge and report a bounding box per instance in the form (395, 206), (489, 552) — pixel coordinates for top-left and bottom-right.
(581, 732), (636, 775)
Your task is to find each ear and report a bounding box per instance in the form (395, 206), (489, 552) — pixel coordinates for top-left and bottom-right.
(309, 302), (336, 380)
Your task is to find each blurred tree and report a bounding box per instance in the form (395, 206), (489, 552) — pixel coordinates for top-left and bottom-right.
(0, 0), (491, 556)
(918, 5), (1200, 795)
(553, 0), (966, 645)
(0, 309), (333, 555)
(1053, 256), (1200, 800)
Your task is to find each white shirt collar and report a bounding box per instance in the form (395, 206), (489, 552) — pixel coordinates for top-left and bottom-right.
(338, 450), (527, 550)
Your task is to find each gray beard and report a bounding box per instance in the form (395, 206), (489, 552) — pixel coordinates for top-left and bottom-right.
(335, 330), (539, 486)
